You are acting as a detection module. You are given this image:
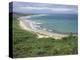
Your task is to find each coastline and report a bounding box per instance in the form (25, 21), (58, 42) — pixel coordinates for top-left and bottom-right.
(18, 16), (69, 39)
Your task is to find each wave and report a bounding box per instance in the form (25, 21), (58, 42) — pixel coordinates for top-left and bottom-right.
(19, 14), (77, 35)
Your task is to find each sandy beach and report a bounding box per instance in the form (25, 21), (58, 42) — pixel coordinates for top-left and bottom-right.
(18, 17), (68, 39)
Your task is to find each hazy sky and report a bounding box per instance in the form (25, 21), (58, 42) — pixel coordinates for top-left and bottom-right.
(11, 2), (78, 14)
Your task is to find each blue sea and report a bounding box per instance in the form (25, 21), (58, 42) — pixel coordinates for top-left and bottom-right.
(25, 14), (78, 34)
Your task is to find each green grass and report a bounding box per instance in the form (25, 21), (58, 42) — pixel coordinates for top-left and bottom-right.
(13, 15), (78, 58)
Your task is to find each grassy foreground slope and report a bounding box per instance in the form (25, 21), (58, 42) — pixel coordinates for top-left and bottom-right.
(13, 15), (78, 58)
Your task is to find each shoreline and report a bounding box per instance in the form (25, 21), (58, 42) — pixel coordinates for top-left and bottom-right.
(19, 15), (78, 35)
(18, 16), (70, 39)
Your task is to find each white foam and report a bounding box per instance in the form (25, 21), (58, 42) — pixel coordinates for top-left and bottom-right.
(48, 30), (53, 32)
(19, 15), (47, 31)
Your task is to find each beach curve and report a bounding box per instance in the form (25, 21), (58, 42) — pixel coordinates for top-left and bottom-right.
(18, 16), (68, 39)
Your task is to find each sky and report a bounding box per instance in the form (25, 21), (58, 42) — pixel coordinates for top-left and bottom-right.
(10, 1), (78, 14)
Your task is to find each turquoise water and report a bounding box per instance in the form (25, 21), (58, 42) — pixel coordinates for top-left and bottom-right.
(26, 14), (78, 34)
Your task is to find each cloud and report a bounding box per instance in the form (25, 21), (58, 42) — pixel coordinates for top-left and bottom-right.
(17, 6), (75, 12)
(19, 7), (45, 10)
(50, 8), (73, 11)
(13, 5), (77, 14)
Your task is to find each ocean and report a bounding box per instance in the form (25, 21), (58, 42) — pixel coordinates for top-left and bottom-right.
(24, 14), (78, 34)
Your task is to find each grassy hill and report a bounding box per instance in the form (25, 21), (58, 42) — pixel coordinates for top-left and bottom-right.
(12, 14), (78, 58)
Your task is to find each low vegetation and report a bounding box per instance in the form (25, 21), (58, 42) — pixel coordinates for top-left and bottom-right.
(13, 14), (78, 58)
